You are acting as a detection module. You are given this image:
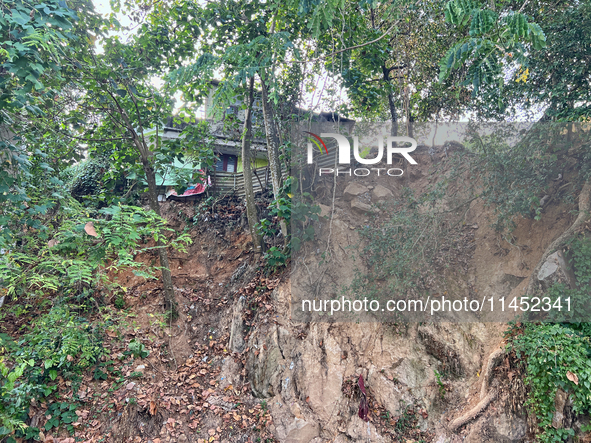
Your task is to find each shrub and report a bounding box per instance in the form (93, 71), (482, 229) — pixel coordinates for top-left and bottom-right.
(0, 306), (103, 439)
(0, 202), (191, 299)
(510, 235), (591, 441)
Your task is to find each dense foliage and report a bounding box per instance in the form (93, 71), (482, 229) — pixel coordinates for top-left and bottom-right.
(0, 306), (103, 439)
(0, 0), (590, 440)
(511, 236), (591, 442)
(0, 201), (191, 300)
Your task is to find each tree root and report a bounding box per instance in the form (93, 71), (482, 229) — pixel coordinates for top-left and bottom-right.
(525, 178), (591, 296)
(448, 346), (503, 433)
(480, 348), (505, 401)
(450, 388), (497, 432)
(450, 178), (591, 434)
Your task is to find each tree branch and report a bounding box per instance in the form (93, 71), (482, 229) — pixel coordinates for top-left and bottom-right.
(295, 20), (401, 64)
(54, 129), (132, 143)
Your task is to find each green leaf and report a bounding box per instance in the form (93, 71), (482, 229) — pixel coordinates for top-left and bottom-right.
(469, 9), (497, 36)
(444, 0), (476, 26)
(507, 12), (528, 38)
(439, 40), (475, 81)
(528, 22), (547, 50)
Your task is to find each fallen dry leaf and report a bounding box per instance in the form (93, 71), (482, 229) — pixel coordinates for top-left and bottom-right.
(149, 400), (158, 416)
(567, 371), (579, 385)
(84, 222), (98, 237)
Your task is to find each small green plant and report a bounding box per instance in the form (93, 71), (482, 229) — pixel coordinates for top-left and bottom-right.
(0, 359), (31, 438)
(93, 367), (108, 380)
(93, 360), (118, 381)
(509, 235), (591, 442)
(129, 371), (143, 378)
(258, 177), (320, 272)
(114, 292), (125, 310)
(19, 425), (41, 442)
(434, 370), (445, 399)
(127, 340), (149, 359)
(44, 402), (78, 434)
(394, 402), (415, 434)
(262, 246), (289, 270)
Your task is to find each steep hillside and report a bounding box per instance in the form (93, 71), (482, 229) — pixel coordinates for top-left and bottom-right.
(2, 143), (588, 443)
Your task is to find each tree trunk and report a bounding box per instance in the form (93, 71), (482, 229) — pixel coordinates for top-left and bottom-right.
(260, 75), (288, 245)
(403, 85), (413, 138)
(102, 86), (179, 319)
(387, 92), (398, 137)
(242, 77), (263, 255)
(141, 157), (178, 318)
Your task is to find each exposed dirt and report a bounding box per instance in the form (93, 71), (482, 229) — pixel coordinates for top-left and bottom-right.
(4, 145), (580, 443)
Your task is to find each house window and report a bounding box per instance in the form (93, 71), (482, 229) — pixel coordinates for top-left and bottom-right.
(215, 154), (237, 173)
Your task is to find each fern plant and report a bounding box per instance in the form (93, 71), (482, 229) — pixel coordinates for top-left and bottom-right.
(0, 306), (105, 440)
(0, 200), (191, 300)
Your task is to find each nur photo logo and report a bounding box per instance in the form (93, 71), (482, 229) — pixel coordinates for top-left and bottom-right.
(304, 132), (419, 177)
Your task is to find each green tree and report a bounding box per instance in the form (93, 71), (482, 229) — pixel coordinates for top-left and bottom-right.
(320, 0), (469, 132)
(3, 0), (215, 317)
(480, 0), (591, 120)
(438, 0), (547, 103)
(161, 0), (302, 249)
(0, 0), (80, 238)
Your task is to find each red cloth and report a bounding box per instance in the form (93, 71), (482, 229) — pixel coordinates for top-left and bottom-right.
(167, 172), (211, 197)
(182, 182), (207, 195)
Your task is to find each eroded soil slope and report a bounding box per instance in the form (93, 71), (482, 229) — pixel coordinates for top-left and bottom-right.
(5, 147), (578, 443)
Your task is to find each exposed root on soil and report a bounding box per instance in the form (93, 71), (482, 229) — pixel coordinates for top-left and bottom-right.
(447, 345), (504, 433)
(480, 348), (505, 401)
(450, 388), (497, 432)
(525, 178), (591, 296)
(450, 178), (591, 435)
